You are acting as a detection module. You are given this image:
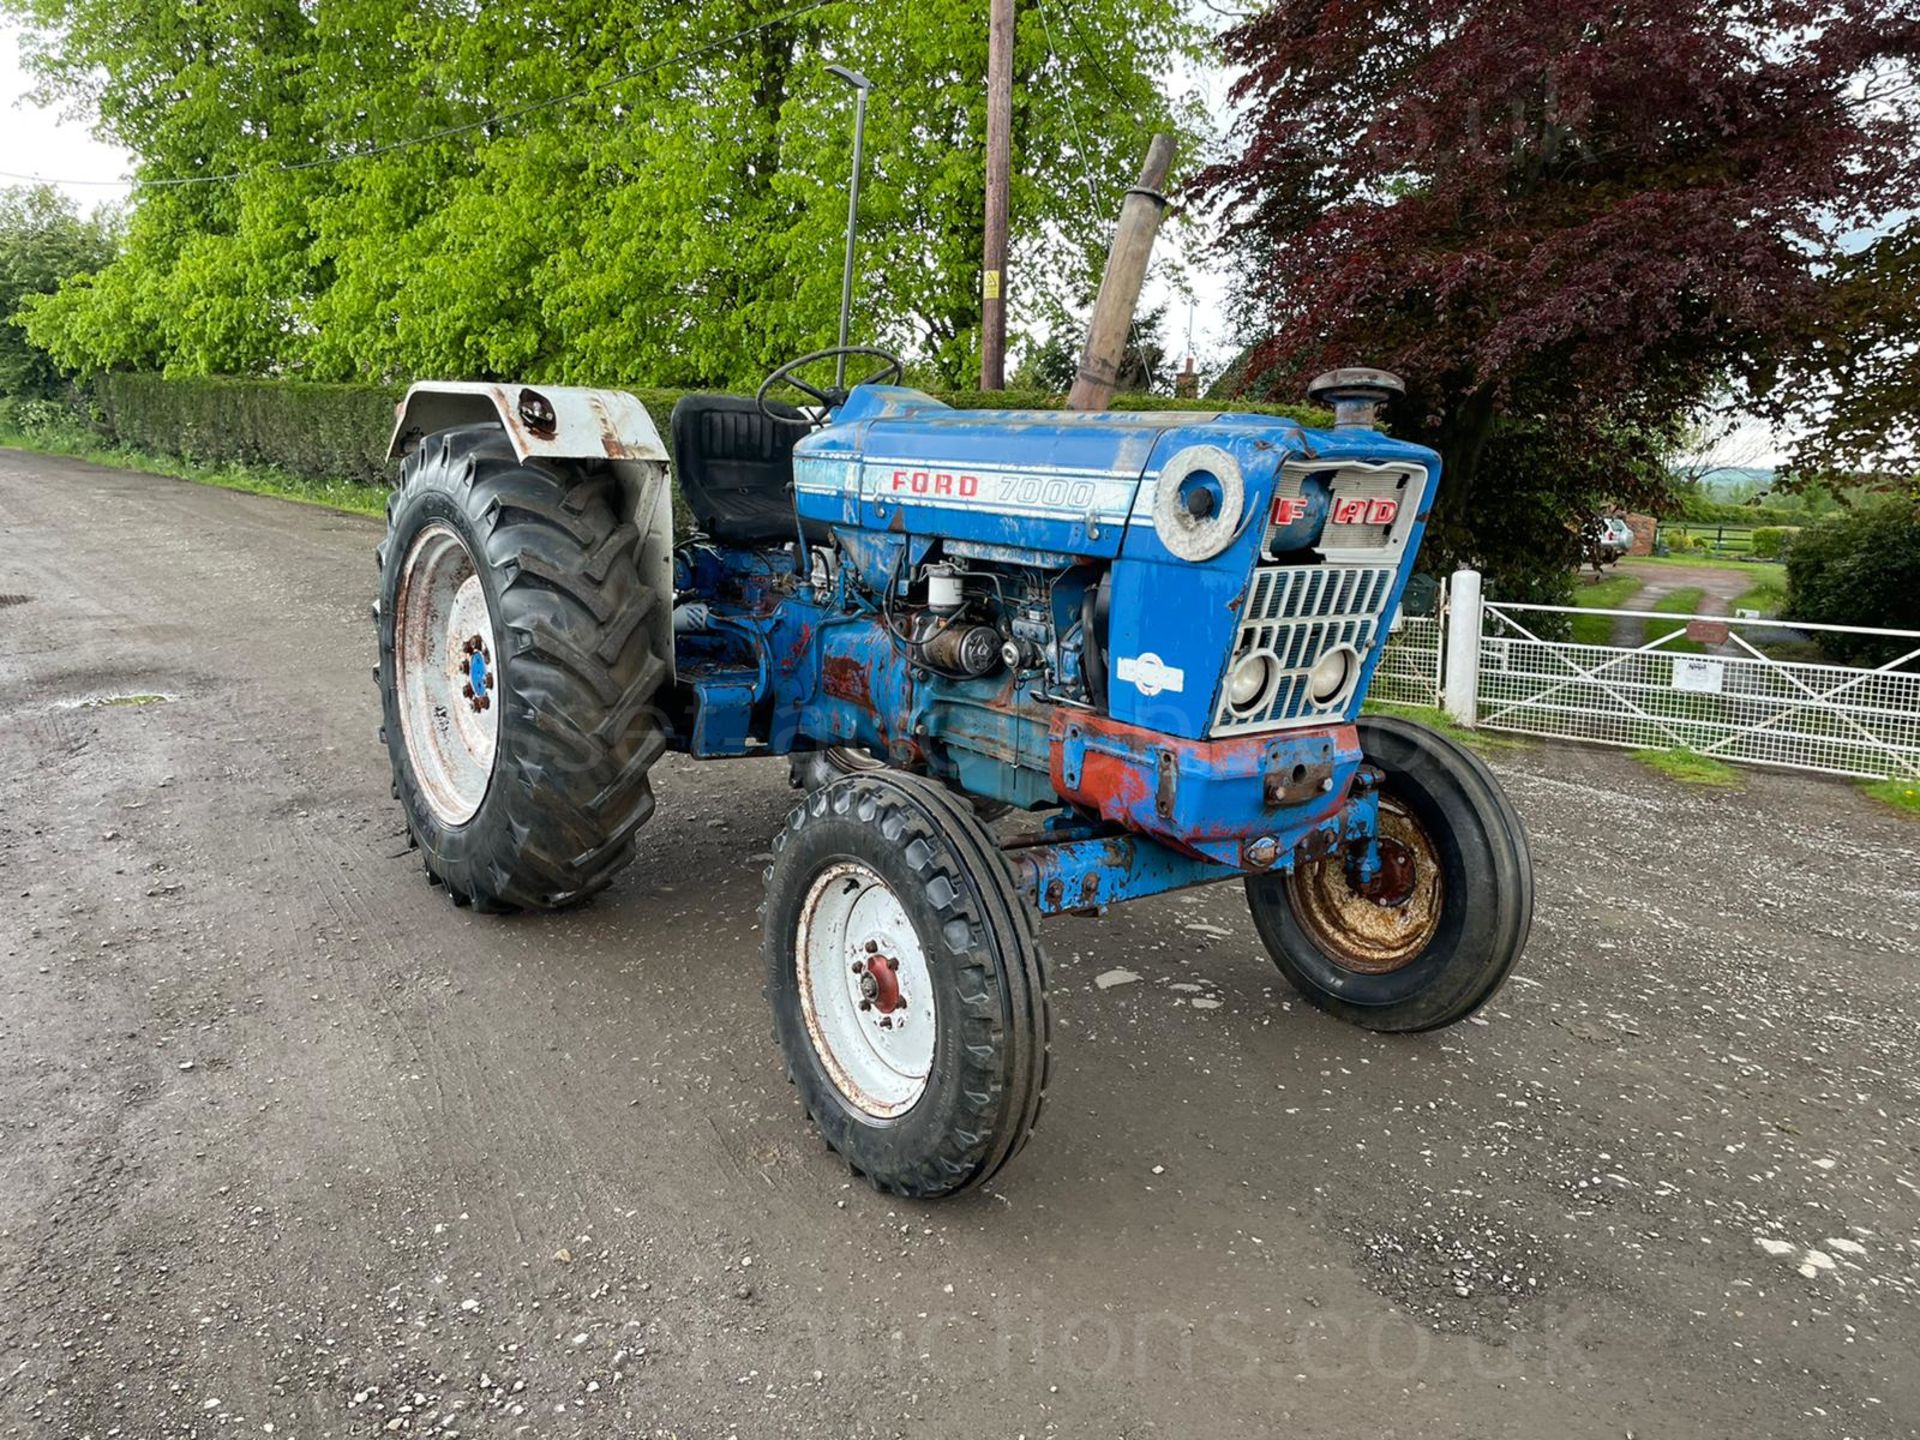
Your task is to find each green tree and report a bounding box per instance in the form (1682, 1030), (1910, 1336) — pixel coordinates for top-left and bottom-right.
(1785, 218), (1920, 485)
(6, 0), (1202, 389)
(1195, 0), (1919, 601)
(0, 185), (118, 397)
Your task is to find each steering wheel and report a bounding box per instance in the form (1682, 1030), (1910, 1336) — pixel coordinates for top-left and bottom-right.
(756, 346), (904, 425)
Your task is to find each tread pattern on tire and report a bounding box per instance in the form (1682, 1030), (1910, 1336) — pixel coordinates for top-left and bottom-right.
(764, 770), (1051, 1198)
(377, 425), (667, 911)
(1248, 714), (1533, 1032)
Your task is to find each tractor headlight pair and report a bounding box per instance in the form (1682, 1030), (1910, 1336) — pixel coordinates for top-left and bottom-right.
(1224, 645), (1359, 715)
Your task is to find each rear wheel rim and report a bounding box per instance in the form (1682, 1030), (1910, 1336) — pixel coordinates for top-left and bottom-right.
(1285, 799), (1444, 974)
(395, 523), (499, 826)
(796, 861), (936, 1118)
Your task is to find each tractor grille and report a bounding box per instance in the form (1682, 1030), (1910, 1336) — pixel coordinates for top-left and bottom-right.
(1265, 461), (1425, 559)
(1211, 564), (1397, 734)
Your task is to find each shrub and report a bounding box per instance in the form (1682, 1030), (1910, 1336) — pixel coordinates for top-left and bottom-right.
(85, 374), (1327, 489)
(1749, 525), (1799, 560)
(0, 394), (92, 446)
(94, 374), (404, 485)
(1783, 500), (1920, 665)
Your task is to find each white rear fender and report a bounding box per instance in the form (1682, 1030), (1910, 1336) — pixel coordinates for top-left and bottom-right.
(390, 380), (676, 677)
(387, 381), (669, 466)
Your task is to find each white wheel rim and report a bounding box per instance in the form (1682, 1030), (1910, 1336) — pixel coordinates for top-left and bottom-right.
(394, 522), (499, 826)
(796, 861), (937, 1118)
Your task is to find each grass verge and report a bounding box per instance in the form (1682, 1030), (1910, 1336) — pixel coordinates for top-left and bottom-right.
(1730, 571), (1789, 619)
(1570, 573), (1645, 645)
(1645, 587), (1708, 654)
(1361, 701), (1528, 752)
(1863, 778), (1920, 817)
(1631, 748), (1742, 787)
(0, 427), (387, 518)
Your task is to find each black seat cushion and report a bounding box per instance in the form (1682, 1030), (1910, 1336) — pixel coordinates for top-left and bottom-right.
(670, 394), (823, 546)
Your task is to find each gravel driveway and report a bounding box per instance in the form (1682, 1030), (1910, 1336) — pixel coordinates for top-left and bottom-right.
(2, 450), (1916, 1439)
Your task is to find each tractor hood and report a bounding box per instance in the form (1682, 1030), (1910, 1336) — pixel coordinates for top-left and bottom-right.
(791, 385), (1431, 563)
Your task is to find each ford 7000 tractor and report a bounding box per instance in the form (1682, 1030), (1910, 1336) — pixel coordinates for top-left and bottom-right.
(373, 354), (1533, 1198)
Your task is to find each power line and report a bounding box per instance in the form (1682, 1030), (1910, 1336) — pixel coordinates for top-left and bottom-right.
(0, 0), (835, 192)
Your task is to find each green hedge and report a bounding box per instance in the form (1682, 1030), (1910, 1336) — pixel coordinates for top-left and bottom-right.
(89, 373), (1327, 488)
(1783, 501), (1920, 666)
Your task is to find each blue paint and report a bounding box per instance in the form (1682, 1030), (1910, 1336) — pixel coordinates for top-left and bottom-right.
(662, 383), (1443, 913)
(467, 650), (489, 700)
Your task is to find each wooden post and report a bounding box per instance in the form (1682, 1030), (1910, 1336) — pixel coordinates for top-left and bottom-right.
(1068, 133), (1175, 412)
(980, 0), (1014, 389)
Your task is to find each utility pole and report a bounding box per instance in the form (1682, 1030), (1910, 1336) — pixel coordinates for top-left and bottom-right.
(980, 0), (1014, 389)
(1068, 133), (1175, 411)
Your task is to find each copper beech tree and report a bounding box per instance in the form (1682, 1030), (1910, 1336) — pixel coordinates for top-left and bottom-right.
(1197, 0), (1920, 592)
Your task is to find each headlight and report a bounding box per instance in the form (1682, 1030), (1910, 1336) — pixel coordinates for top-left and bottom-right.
(1307, 645), (1359, 705)
(1225, 651), (1275, 711)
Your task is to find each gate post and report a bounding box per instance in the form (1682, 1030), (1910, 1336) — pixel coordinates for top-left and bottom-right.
(1442, 568), (1483, 726)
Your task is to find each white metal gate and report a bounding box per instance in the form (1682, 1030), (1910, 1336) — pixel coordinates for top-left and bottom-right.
(1372, 569), (1920, 781)
(1370, 612), (1445, 708)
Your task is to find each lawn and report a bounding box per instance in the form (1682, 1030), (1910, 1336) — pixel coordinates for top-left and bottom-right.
(1731, 571), (1789, 619)
(1628, 553), (1785, 574)
(1645, 586), (1708, 654)
(1570, 573), (1645, 645)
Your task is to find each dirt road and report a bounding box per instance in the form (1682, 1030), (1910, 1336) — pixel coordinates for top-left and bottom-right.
(3, 450), (1916, 1439)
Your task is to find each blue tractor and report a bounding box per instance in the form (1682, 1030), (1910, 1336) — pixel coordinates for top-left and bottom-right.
(374, 354), (1533, 1198)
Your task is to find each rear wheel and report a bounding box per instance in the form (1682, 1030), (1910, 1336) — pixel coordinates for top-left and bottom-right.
(763, 771), (1050, 1198)
(376, 425), (668, 910)
(1245, 716), (1532, 1031)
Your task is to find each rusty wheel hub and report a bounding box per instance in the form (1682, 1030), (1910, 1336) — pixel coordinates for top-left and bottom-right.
(1285, 800), (1443, 974)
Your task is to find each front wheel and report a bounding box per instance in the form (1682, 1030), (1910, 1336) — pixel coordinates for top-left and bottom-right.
(1246, 715), (1532, 1032)
(763, 771), (1050, 1198)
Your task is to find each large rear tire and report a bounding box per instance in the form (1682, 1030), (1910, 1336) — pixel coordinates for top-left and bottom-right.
(376, 425), (668, 910)
(763, 771), (1050, 1198)
(1245, 715), (1532, 1032)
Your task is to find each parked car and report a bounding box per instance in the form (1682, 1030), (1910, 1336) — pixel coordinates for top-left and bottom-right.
(1585, 514), (1635, 568)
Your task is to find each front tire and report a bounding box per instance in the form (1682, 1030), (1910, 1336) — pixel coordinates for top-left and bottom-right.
(376, 425), (668, 910)
(1246, 716), (1532, 1032)
(764, 771), (1050, 1198)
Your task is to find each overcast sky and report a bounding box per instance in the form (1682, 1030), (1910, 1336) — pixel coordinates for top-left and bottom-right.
(0, 20), (1791, 463)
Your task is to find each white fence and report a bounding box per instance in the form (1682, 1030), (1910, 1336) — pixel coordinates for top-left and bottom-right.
(1373, 569), (1920, 781)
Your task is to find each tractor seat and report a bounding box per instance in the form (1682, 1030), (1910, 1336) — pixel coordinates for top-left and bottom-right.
(669, 394), (824, 546)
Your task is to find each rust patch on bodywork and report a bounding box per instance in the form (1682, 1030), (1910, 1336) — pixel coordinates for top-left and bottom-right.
(822, 655), (871, 705)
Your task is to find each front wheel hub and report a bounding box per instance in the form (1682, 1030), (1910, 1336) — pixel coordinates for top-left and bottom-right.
(1285, 800), (1444, 974)
(796, 862), (935, 1117)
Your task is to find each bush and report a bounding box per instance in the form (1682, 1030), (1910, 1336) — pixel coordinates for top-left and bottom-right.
(1783, 501), (1920, 665)
(94, 374), (404, 485)
(1749, 525), (1799, 560)
(85, 373), (1327, 489)
(0, 394), (93, 446)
